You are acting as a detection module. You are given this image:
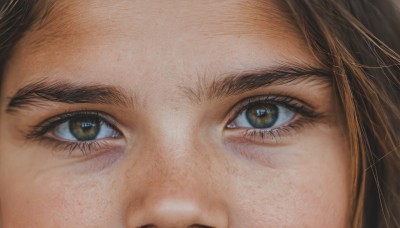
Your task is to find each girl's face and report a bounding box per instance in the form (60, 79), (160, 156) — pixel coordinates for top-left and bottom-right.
(0, 0), (350, 227)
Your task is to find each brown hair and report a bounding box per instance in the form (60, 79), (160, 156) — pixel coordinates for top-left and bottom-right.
(1, 0), (400, 227)
(279, 1), (400, 227)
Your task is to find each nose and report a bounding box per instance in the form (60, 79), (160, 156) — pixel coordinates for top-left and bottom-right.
(128, 196), (228, 228)
(125, 145), (229, 228)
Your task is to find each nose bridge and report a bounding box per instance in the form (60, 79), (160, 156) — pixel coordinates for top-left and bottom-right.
(144, 138), (210, 193)
(125, 125), (229, 227)
(140, 109), (213, 186)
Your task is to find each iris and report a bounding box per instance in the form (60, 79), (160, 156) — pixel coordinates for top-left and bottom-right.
(245, 104), (278, 128)
(69, 117), (101, 141)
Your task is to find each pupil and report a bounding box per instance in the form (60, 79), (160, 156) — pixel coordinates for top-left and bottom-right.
(245, 104), (278, 128)
(69, 117), (101, 141)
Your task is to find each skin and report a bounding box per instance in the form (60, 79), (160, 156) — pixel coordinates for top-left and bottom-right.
(0, 0), (350, 227)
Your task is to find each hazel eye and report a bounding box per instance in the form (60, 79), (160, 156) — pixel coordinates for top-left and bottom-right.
(53, 116), (119, 141)
(228, 103), (295, 129)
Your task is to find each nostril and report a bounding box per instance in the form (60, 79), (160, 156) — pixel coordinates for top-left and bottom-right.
(137, 225), (214, 228)
(128, 190), (228, 228)
(189, 225), (216, 228)
(137, 225), (155, 228)
(138, 225), (215, 228)
(137, 225), (156, 228)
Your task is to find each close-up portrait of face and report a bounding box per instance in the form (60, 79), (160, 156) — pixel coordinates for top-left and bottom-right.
(0, 0), (399, 227)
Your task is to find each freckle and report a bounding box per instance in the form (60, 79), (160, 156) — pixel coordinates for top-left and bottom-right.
(116, 55), (122, 62)
(24, 198), (31, 207)
(45, 192), (69, 212)
(171, 105), (180, 111)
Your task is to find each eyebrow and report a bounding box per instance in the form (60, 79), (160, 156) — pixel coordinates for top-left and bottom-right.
(6, 80), (133, 113)
(185, 64), (332, 102)
(5, 64), (331, 113)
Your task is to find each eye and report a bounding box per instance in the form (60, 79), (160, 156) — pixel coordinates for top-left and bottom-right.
(224, 95), (321, 144)
(228, 103), (295, 129)
(25, 111), (123, 156)
(53, 116), (119, 141)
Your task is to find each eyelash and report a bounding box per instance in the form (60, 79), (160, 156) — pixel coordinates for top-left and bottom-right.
(27, 111), (121, 155)
(26, 95), (321, 155)
(226, 95), (322, 143)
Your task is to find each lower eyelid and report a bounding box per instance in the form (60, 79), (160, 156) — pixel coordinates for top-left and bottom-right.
(224, 117), (316, 145)
(37, 136), (125, 158)
(226, 128), (292, 144)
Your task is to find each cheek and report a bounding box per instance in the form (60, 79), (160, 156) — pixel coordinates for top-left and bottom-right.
(228, 131), (350, 227)
(233, 172), (348, 227)
(0, 168), (117, 227)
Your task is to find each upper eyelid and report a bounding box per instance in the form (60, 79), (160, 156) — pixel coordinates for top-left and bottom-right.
(6, 66), (330, 114)
(225, 94), (315, 121)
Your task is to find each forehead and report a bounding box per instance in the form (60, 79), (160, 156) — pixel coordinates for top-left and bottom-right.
(4, 0), (316, 100)
(23, 0), (298, 53)
(3, 0), (315, 101)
